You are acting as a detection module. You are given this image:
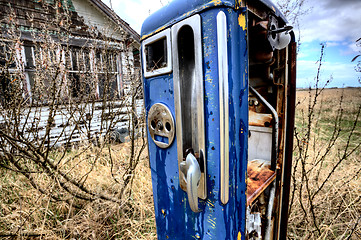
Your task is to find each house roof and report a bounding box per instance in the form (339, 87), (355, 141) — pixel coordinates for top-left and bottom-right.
(88, 0), (140, 43)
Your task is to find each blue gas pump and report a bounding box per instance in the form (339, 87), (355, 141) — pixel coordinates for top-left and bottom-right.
(140, 1), (296, 239)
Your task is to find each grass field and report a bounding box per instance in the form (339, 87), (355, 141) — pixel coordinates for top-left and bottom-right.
(289, 87), (361, 239)
(0, 88), (360, 239)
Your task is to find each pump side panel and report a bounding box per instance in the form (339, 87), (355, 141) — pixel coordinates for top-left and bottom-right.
(142, 7), (248, 240)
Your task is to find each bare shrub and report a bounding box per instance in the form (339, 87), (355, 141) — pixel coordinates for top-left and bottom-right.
(352, 37), (361, 83)
(0, 1), (150, 238)
(287, 44), (361, 239)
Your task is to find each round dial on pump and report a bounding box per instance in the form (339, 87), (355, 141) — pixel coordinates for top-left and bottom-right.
(148, 103), (175, 148)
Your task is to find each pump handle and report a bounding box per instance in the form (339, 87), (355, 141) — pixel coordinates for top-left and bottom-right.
(180, 152), (201, 212)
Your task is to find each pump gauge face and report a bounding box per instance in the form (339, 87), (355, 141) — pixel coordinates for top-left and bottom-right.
(148, 103), (175, 148)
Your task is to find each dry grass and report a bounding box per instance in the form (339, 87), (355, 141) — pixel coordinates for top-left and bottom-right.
(288, 87), (361, 239)
(0, 140), (156, 239)
(1, 88), (360, 239)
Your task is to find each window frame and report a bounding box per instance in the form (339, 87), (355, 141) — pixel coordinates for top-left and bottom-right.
(142, 28), (172, 78)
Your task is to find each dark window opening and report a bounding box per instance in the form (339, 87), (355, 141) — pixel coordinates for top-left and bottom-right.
(24, 46), (34, 68)
(69, 72), (92, 99)
(98, 73), (118, 99)
(103, 52), (117, 73)
(70, 73), (80, 98)
(0, 46), (6, 66)
(145, 37), (167, 71)
(82, 50), (90, 72)
(95, 50), (120, 99)
(0, 71), (12, 106)
(49, 50), (57, 63)
(0, 73), (25, 106)
(95, 51), (102, 72)
(71, 48), (79, 71)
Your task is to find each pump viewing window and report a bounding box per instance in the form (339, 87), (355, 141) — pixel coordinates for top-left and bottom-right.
(142, 29), (172, 78)
(146, 37), (167, 70)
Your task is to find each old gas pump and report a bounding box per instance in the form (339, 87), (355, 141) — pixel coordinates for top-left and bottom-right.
(140, 0), (296, 239)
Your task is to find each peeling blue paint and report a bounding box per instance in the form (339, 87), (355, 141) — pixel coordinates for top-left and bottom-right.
(142, 4), (248, 240)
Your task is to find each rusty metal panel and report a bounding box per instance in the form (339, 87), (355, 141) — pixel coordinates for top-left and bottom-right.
(278, 40), (297, 240)
(247, 159), (276, 206)
(249, 109), (273, 127)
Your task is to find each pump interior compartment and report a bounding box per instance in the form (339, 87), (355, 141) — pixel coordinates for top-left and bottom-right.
(245, 3), (292, 239)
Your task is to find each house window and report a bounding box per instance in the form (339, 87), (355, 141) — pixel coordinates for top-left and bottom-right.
(23, 45), (36, 100)
(95, 50), (120, 99)
(1, 43), (123, 103)
(0, 43), (16, 68)
(66, 47), (121, 100)
(23, 45), (56, 102)
(24, 46), (35, 68)
(68, 47), (90, 99)
(71, 48), (80, 71)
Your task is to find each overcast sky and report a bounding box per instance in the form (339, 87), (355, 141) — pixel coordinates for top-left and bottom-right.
(295, 0), (361, 88)
(103, 0), (361, 88)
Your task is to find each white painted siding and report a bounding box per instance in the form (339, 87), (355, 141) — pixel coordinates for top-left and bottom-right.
(72, 0), (124, 40)
(0, 100), (144, 146)
(121, 50), (134, 78)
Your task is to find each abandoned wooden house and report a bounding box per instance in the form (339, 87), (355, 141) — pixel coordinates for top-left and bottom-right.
(0, 0), (140, 100)
(0, 0), (141, 145)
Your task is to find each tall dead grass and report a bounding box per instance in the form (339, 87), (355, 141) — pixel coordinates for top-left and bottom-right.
(288, 88), (361, 239)
(0, 140), (156, 239)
